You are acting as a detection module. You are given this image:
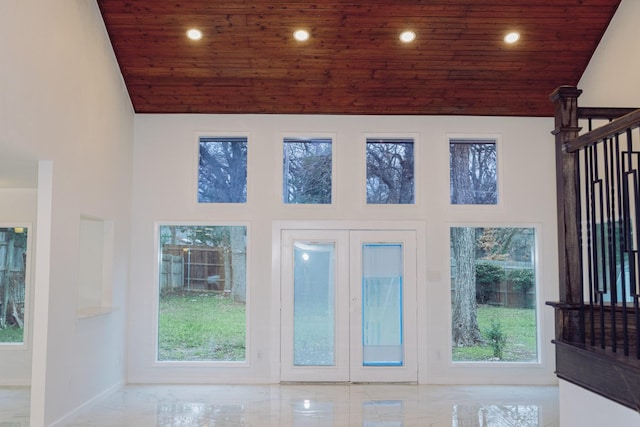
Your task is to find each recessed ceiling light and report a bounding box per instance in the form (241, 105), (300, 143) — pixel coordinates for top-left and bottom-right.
(186, 28), (203, 41)
(400, 31), (416, 43)
(504, 32), (520, 44)
(293, 29), (310, 42)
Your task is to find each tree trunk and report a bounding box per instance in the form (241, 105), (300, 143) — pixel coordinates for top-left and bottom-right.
(230, 227), (246, 303)
(11, 299), (23, 328)
(0, 232), (7, 329)
(450, 143), (482, 346)
(451, 227), (482, 346)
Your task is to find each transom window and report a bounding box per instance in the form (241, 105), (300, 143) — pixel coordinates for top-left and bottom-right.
(283, 137), (332, 204)
(198, 137), (248, 203)
(366, 138), (415, 204)
(449, 139), (497, 205)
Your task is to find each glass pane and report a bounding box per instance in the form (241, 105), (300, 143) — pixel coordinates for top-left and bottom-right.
(198, 137), (248, 203)
(449, 139), (497, 205)
(362, 243), (403, 366)
(283, 138), (332, 204)
(157, 225), (246, 361)
(0, 227), (28, 344)
(450, 227), (537, 362)
(293, 242), (336, 366)
(366, 139), (414, 204)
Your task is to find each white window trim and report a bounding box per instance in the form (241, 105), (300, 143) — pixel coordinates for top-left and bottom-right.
(446, 133), (503, 210)
(152, 220), (251, 368)
(362, 132), (421, 209)
(446, 222), (545, 369)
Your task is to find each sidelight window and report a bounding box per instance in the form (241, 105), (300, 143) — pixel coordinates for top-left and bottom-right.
(450, 226), (537, 362)
(157, 224), (247, 362)
(0, 226), (29, 344)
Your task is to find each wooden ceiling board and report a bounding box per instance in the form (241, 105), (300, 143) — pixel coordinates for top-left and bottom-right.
(97, 0), (621, 116)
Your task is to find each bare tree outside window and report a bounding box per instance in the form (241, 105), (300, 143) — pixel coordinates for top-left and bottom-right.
(450, 140), (497, 205)
(283, 138), (332, 204)
(366, 138), (414, 204)
(198, 137), (247, 203)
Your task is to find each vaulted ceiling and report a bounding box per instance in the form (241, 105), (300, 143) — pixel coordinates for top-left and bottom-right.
(97, 0), (621, 117)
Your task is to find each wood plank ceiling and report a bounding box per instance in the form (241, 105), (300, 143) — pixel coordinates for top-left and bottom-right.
(97, 0), (621, 116)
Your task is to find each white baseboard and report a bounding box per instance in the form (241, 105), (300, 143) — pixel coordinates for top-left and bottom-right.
(0, 379), (30, 387)
(49, 381), (124, 427)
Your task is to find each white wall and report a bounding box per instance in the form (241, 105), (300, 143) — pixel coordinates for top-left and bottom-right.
(0, 1), (134, 425)
(0, 189), (37, 385)
(579, 0), (640, 107)
(129, 113), (559, 385)
(559, 380), (638, 426)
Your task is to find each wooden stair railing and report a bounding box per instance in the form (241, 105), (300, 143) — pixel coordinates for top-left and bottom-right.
(547, 86), (640, 412)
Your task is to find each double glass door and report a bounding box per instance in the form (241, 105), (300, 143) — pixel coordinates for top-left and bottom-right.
(281, 229), (417, 382)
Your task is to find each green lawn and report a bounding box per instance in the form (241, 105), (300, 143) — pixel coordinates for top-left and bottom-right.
(0, 326), (23, 343)
(158, 294), (534, 363)
(452, 305), (537, 362)
(158, 292), (246, 361)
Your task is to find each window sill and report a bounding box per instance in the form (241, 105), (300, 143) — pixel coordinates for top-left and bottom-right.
(77, 306), (116, 319)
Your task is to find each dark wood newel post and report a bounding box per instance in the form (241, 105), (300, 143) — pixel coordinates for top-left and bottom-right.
(549, 86), (585, 345)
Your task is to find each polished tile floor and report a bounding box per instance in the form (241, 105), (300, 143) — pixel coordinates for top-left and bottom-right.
(3, 384), (559, 426)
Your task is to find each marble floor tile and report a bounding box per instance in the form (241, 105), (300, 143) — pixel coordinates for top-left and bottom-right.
(0, 386), (30, 427)
(60, 384), (558, 427)
(0, 384), (559, 427)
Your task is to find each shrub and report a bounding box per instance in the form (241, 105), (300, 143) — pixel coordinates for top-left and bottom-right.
(475, 262), (505, 304)
(509, 268), (535, 308)
(486, 318), (507, 359)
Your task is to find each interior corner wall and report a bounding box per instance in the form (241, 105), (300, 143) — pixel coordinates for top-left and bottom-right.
(0, 189), (37, 385)
(1, 1), (134, 425)
(578, 0), (640, 106)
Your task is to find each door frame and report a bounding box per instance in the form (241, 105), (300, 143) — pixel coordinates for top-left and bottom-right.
(271, 220), (427, 383)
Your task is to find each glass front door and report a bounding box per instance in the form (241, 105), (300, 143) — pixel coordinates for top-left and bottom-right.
(281, 229), (417, 382)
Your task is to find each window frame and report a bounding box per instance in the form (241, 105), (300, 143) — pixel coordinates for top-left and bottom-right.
(362, 133), (419, 208)
(448, 223), (543, 367)
(195, 133), (251, 206)
(0, 222), (32, 349)
(153, 221), (251, 367)
(447, 134), (503, 208)
(281, 135), (335, 206)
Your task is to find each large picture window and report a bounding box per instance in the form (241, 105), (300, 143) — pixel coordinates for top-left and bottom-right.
(366, 138), (415, 204)
(283, 137), (332, 204)
(450, 139), (497, 205)
(0, 226), (28, 344)
(198, 137), (248, 203)
(450, 227), (537, 362)
(157, 224), (247, 362)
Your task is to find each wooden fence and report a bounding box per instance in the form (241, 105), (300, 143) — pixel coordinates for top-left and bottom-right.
(451, 260), (536, 309)
(161, 245), (227, 291)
